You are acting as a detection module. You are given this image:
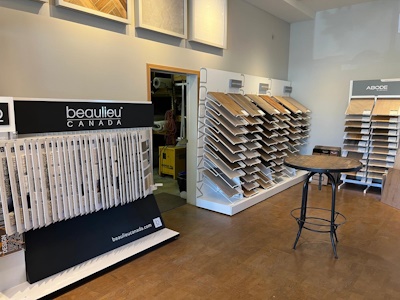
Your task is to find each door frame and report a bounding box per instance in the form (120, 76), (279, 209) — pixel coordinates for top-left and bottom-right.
(147, 64), (200, 206)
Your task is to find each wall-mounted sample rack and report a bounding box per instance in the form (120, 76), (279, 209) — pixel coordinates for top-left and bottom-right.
(340, 79), (400, 193)
(0, 97), (179, 299)
(196, 68), (311, 215)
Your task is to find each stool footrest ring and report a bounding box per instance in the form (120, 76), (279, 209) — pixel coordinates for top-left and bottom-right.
(290, 207), (346, 233)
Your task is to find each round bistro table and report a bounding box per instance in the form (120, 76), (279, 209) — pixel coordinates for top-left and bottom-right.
(283, 155), (362, 258)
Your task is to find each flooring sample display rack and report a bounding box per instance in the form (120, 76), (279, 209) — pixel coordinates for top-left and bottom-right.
(196, 68), (311, 215)
(340, 79), (400, 193)
(0, 97), (179, 299)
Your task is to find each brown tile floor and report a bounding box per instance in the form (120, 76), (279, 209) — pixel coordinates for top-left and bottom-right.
(55, 183), (400, 299)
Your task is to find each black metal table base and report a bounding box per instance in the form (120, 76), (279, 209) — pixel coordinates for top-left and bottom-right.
(292, 171), (345, 258)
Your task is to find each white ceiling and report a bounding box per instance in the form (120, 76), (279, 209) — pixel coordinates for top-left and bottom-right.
(244, 0), (377, 23)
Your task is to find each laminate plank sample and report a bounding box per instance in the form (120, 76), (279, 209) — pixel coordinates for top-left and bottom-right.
(345, 99), (375, 115)
(242, 115), (263, 125)
(372, 99), (400, 116)
(205, 137), (244, 163)
(205, 110), (248, 136)
(208, 92), (248, 117)
(205, 119), (247, 145)
(206, 100), (247, 127)
(259, 95), (291, 114)
(228, 94), (263, 117)
(203, 169), (241, 198)
(246, 94), (278, 115)
(277, 96), (311, 113)
(273, 96), (302, 114)
(205, 128), (245, 154)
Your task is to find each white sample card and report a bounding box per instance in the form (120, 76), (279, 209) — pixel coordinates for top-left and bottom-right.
(66, 137), (79, 216)
(78, 136), (90, 214)
(122, 132), (132, 203)
(110, 133), (121, 206)
(118, 133), (129, 203)
(44, 139), (58, 222)
(15, 140), (33, 231)
(131, 131), (140, 199)
(96, 135), (107, 210)
(72, 136), (85, 215)
(51, 138), (64, 220)
(61, 137), (74, 218)
(126, 132), (136, 201)
(103, 134), (115, 207)
(82, 135), (95, 213)
(90, 135), (102, 211)
(36, 140), (52, 226)
(56, 138), (70, 219)
(5, 143), (25, 233)
(24, 140), (39, 229)
(30, 141), (45, 227)
(0, 142), (17, 235)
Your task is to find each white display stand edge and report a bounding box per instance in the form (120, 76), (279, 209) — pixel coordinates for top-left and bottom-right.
(0, 228), (179, 300)
(197, 171), (308, 216)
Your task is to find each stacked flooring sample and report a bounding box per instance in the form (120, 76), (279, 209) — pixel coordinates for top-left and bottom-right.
(342, 98), (400, 191)
(202, 92), (310, 201)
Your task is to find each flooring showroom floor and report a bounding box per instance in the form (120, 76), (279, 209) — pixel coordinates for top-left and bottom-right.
(55, 183), (400, 300)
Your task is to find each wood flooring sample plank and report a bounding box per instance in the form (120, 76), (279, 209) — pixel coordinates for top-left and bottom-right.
(259, 95), (291, 114)
(203, 169), (241, 198)
(206, 100), (247, 127)
(372, 99), (400, 116)
(227, 94), (263, 117)
(273, 96), (302, 114)
(246, 94), (278, 115)
(208, 92), (247, 117)
(346, 99), (375, 115)
(281, 96), (310, 113)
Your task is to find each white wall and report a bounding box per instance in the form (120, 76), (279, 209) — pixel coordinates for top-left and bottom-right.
(0, 0), (290, 100)
(288, 0), (400, 154)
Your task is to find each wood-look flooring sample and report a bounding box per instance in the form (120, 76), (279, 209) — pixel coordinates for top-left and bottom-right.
(203, 169), (241, 198)
(205, 137), (244, 163)
(246, 94), (278, 115)
(273, 96), (302, 114)
(259, 95), (291, 114)
(208, 92), (248, 117)
(276, 96), (310, 113)
(205, 110), (248, 136)
(206, 100), (247, 127)
(205, 128), (245, 154)
(372, 99), (400, 116)
(228, 94), (263, 117)
(346, 99), (375, 115)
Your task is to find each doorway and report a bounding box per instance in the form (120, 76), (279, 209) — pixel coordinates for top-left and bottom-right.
(147, 64), (199, 209)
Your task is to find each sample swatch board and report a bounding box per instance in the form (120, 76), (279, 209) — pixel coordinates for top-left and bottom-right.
(202, 92), (310, 201)
(0, 128), (153, 236)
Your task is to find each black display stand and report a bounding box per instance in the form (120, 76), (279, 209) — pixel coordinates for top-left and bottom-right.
(25, 194), (165, 283)
(0, 98), (180, 299)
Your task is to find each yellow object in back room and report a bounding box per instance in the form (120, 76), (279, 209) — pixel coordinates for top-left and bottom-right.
(159, 146), (186, 179)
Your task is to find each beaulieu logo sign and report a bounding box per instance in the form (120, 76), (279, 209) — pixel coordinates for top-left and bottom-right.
(65, 105), (123, 128)
(14, 100), (153, 134)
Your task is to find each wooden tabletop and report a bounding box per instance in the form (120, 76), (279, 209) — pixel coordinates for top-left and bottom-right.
(284, 155), (362, 173)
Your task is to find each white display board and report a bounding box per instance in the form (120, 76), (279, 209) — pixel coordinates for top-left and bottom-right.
(189, 0), (227, 48)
